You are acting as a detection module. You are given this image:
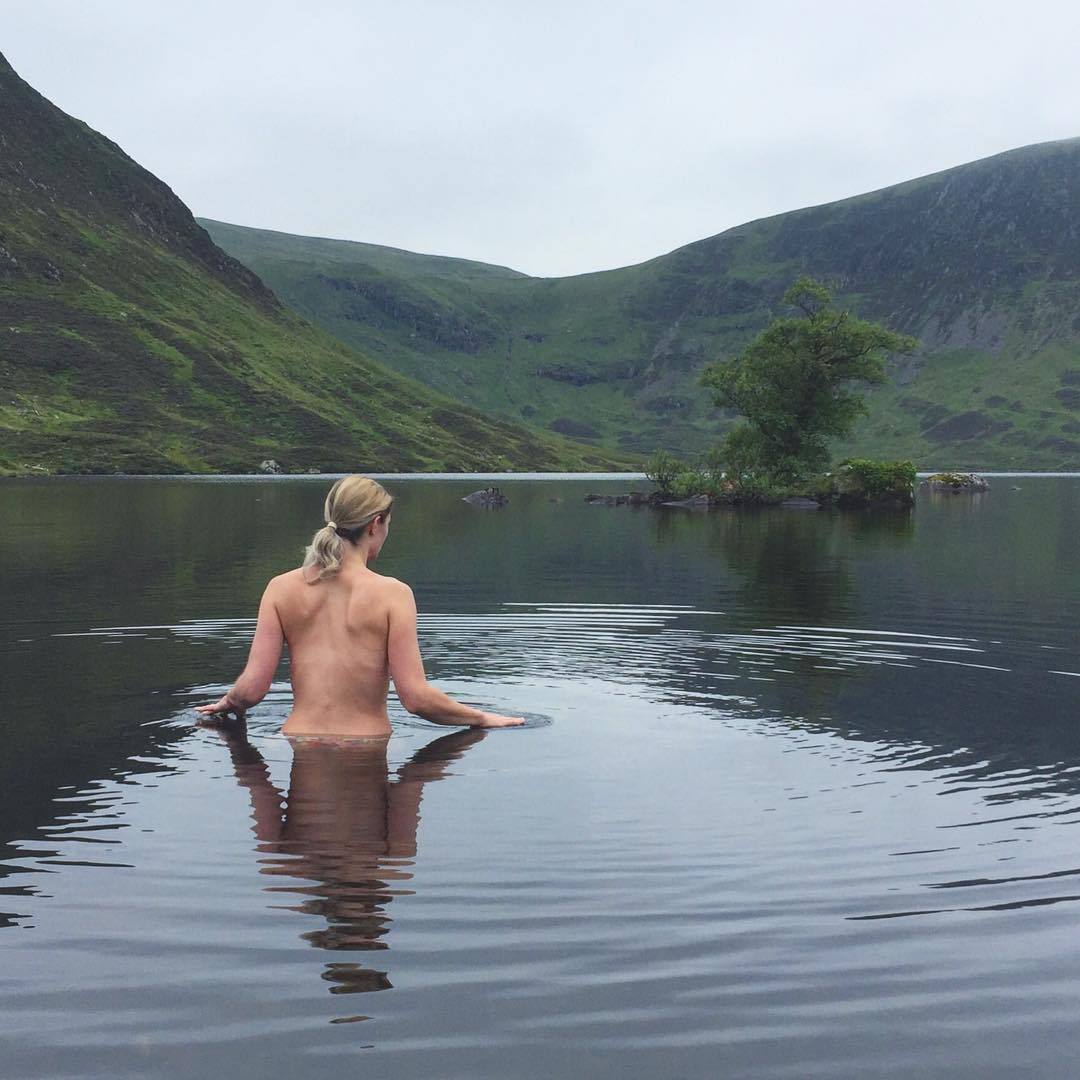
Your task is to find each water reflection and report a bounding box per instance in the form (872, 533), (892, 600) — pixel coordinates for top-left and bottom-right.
(6, 479), (1080, 1074)
(650, 506), (914, 628)
(205, 722), (486, 1003)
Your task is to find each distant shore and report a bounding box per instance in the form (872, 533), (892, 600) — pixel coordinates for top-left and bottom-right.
(4, 470), (1080, 483)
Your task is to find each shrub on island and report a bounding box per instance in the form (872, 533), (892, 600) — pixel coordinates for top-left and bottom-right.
(644, 452), (916, 508)
(642, 277), (920, 511)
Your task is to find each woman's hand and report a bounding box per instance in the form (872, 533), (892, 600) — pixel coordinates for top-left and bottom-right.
(195, 694), (245, 722)
(476, 711), (525, 728)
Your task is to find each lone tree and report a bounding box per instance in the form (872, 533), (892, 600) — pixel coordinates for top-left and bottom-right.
(701, 277), (917, 481)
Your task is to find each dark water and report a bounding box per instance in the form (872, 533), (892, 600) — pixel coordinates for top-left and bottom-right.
(2, 475), (1079, 1078)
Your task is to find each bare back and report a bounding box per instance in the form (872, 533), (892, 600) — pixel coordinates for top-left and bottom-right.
(275, 564), (400, 738)
(197, 520), (522, 732)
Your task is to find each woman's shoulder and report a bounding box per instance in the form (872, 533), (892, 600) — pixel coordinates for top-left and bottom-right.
(266, 567), (412, 599)
(268, 567), (310, 594)
(369, 572), (412, 597)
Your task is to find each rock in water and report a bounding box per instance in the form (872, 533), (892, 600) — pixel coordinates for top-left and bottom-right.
(259, 459), (282, 474)
(661, 493), (713, 509)
(585, 491), (669, 507)
(925, 472), (990, 492)
(463, 488), (509, 508)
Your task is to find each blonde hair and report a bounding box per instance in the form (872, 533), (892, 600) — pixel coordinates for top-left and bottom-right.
(303, 476), (394, 582)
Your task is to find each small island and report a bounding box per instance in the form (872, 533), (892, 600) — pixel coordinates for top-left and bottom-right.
(636, 278), (920, 510)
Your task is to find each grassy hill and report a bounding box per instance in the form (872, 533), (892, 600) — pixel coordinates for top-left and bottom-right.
(0, 53), (628, 475)
(205, 138), (1080, 470)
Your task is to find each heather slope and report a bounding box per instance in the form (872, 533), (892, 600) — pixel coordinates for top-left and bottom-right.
(0, 53), (626, 475)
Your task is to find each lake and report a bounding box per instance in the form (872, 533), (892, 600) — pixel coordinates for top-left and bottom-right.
(2, 474), (1079, 1078)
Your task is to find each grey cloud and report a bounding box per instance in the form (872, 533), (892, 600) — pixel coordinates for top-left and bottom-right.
(6, 0), (1080, 276)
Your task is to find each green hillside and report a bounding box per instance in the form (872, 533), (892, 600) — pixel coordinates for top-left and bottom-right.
(0, 53), (627, 475)
(206, 138), (1080, 470)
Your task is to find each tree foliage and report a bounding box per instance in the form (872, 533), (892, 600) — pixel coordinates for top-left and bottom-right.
(644, 449), (684, 492)
(701, 277), (918, 480)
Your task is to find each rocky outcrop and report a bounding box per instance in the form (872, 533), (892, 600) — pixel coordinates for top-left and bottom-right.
(463, 488), (509, 508)
(924, 472), (990, 492)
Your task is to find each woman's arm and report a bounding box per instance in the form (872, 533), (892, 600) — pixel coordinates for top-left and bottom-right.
(196, 580), (285, 717)
(387, 582), (522, 728)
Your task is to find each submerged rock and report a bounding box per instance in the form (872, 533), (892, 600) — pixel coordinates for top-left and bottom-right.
(660, 493), (713, 509)
(584, 491), (655, 507)
(463, 488), (508, 508)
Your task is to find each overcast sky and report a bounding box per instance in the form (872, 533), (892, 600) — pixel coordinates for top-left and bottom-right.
(7, 1), (1080, 277)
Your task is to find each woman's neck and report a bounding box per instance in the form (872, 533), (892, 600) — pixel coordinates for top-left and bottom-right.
(340, 539), (375, 570)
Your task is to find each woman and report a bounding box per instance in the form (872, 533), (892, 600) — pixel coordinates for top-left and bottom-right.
(196, 475), (523, 734)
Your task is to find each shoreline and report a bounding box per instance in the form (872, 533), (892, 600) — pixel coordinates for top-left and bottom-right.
(3, 470), (1080, 484)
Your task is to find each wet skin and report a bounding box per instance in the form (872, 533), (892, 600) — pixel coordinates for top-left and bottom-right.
(197, 512), (523, 733)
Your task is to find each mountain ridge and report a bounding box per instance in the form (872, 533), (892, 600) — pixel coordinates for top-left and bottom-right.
(0, 52), (626, 475)
(204, 135), (1080, 468)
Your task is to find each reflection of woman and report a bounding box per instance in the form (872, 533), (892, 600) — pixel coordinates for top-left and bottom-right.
(206, 721), (488, 994)
(197, 475), (522, 734)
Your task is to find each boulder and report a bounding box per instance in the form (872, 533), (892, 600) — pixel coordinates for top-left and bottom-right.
(463, 488), (509, 508)
(925, 472), (990, 492)
(258, 459), (282, 474)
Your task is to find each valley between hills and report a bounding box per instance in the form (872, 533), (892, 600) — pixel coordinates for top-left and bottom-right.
(5, 40), (1080, 476)
(203, 137), (1080, 472)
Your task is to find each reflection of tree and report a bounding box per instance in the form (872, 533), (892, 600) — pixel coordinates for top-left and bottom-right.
(648, 507), (917, 721)
(651, 507), (912, 628)
(208, 723), (486, 998)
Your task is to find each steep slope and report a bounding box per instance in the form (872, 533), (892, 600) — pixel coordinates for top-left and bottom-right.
(206, 138), (1080, 469)
(0, 53), (627, 475)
